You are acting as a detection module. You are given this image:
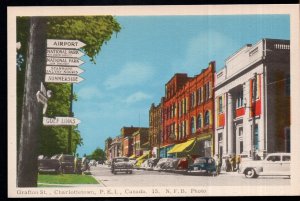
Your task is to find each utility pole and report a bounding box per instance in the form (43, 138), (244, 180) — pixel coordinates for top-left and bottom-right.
(252, 73), (257, 160)
(68, 83), (73, 154)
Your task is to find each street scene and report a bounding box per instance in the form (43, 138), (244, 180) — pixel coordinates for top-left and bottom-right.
(90, 164), (290, 187)
(9, 5), (299, 197)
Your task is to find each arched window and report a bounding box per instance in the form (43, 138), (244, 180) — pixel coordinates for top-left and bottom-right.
(205, 111), (210, 126)
(191, 117), (195, 134)
(197, 114), (202, 128)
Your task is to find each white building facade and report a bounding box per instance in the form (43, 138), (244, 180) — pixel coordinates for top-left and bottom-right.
(214, 38), (290, 159)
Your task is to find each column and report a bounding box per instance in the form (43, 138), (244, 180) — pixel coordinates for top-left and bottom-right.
(227, 92), (233, 155)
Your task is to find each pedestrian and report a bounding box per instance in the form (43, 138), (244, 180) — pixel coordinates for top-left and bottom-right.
(187, 155), (193, 167)
(214, 154), (221, 174)
(235, 155), (241, 172)
(225, 156), (230, 172)
(229, 155), (236, 172)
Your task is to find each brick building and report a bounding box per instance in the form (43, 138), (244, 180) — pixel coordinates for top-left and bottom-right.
(109, 136), (122, 159)
(161, 61), (215, 158)
(132, 128), (150, 157)
(104, 137), (112, 161)
(149, 100), (163, 158)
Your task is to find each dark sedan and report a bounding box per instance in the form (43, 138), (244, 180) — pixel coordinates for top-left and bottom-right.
(188, 157), (217, 176)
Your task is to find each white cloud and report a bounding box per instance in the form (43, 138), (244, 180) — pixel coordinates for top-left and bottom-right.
(104, 62), (154, 89)
(174, 30), (237, 74)
(77, 86), (102, 100)
(124, 91), (151, 104)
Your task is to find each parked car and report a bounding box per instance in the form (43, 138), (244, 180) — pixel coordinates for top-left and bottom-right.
(89, 159), (97, 167)
(38, 154), (61, 174)
(59, 154), (75, 174)
(239, 153), (291, 178)
(187, 157), (217, 176)
(111, 157), (133, 174)
(154, 158), (180, 171)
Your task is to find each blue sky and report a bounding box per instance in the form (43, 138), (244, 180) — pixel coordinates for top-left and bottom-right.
(73, 15), (289, 156)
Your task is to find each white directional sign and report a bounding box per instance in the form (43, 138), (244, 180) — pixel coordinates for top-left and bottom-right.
(45, 74), (84, 83)
(47, 49), (85, 58)
(43, 117), (81, 126)
(47, 39), (86, 49)
(46, 57), (84, 66)
(46, 66), (84, 75)
(36, 82), (52, 114)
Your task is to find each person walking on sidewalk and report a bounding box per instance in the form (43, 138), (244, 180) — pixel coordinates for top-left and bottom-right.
(214, 154), (221, 174)
(235, 155), (241, 172)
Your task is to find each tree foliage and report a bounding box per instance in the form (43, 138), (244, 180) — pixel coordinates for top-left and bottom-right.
(87, 147), (106, 161)
(17, 16), (121, 157)
(47, 16), (121, 63)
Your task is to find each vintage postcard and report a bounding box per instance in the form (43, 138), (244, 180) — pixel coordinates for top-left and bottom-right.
(7, 5), (300, 197)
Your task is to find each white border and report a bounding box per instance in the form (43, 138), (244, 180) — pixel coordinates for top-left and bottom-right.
(7, 4), (300, 197)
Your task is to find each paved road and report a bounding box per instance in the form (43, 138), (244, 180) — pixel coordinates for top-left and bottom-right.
(90, 165), (290, 187)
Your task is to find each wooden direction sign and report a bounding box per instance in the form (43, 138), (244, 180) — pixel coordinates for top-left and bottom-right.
(46, 57), (84, 66)
(43, 117), (81, 126)
(45, 74), (84, 83)
(46, 66), (84, 75)
(47, 49), (85, 58)
(47, 39), (86, 49)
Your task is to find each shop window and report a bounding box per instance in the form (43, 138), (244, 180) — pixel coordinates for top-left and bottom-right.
(204, 111), (210, 126)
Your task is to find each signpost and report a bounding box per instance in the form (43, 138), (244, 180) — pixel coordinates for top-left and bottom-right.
(46, 57), (84, 66)
(36, 82), (51, 114)
(44, 39), (86, 154)
(47, 39), (86, 49)
(46, 66), (84, 75)
(45, 74), (84, 83)
(43, 117), (81, 126)
(47, 49), (85, 58)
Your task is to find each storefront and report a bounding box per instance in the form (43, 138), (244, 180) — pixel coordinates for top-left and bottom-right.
(159, 144), (175, 158)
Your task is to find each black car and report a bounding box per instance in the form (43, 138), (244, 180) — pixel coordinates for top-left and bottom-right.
(38, 155), (61, 174)
(59, 154), (75, 174)
(188, 157), (217, 176)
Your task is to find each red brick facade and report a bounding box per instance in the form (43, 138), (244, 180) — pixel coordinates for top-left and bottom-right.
(162, 61), (215, 151)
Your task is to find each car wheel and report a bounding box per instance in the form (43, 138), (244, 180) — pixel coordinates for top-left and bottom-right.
(244, 168), (257, 178)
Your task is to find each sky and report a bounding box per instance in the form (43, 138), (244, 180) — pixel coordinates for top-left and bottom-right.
(73, 15), (290, 156)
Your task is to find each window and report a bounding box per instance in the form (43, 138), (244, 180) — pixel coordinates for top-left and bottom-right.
(206, 83), (210, 101)
(218, 96), (223, 113)
(198, 88), (202, 105)
(240, 141), (243, 154)
(254, 124), (259, 150)
(238, 127), (243, 136)
(236, 90), (244, 108)
(266, 155), (280, 162)
(204, 111), (210, 126)
(190, 93), (194, 108)
(191, 117), (195, 134)
(282, 156), (290, 161)
(197, 114), (202, 129)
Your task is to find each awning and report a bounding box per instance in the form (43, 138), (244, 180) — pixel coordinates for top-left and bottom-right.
(167, 139), (195, 154)
(136, 153), (148, 161)
(196, 133), (212, 142)
(129, 155), (136, 159)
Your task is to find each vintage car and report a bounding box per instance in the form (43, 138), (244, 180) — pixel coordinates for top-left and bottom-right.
(153, 158), (180, 171)
(187, 157), (217, 175)
(239, 153), (291, 178)
(38, 154), (61, 174)
(59, 154), (76, 174)
(111, 157), (133, 174)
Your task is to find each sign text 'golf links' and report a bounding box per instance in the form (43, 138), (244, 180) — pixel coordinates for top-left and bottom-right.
(43, 117), (81, 126)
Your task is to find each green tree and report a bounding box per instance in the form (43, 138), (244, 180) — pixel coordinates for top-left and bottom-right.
(17, 16), (121, 187)
(88, 147), (106, 161)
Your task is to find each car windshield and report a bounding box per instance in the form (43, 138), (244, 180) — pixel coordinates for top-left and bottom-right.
(63, 155), (74, 161)
(115, 158), (129, 162)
